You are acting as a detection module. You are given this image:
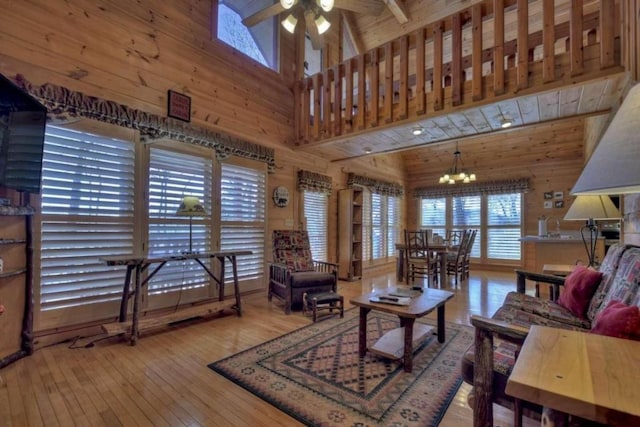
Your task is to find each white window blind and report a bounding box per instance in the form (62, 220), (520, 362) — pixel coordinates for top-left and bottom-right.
(303, 190), (328, 261)
(362, 190), (372, 262)
(386, 196), (399, 257)
(147, 148), (213, 294)
(420, 197), (446, 241)
(372, 193), (383, 259)
(40, 126), (135, 311)
(487, 193), (522, 260)
(452, 195), (481, 257)
(220, 163), (265, 282)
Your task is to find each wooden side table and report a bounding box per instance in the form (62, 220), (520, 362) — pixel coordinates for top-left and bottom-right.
(506, 326), (640, 426)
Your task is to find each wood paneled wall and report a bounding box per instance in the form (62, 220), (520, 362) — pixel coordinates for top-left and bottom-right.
(401, 117), (592, 238)
(0, 0), (296, 149)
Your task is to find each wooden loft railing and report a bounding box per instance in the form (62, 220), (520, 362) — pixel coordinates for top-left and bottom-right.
(293, 0), (622, 146)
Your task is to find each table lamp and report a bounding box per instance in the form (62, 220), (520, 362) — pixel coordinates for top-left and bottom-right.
(564, 195), (620, 266)
(175, 195), (207, 253)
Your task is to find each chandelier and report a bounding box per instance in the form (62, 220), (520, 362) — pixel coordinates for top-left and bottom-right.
(280, 0), (334, 35)
(438, 143), (477, 184)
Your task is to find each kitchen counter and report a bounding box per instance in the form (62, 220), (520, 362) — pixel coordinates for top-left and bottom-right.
(520, 234), (605, 272)
(520, 235), (605, 243)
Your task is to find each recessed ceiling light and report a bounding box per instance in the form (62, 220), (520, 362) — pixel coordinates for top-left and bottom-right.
(411, 126), (424, 136)
(501, 118), (513, 128)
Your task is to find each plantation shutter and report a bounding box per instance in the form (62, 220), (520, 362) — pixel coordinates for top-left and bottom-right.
(452, 195), (481, 257)
(420, 197), (446, 241)
(487, 193), (522, 260)
(362, 189), (372, 262)
(147, 148), (213, 294)
(220, 163), (266, 282)
(40, 126), (135, 311)
(303, 190), (328, 261)
(386, 196), (399, 257)
(371, 193), (383, 259)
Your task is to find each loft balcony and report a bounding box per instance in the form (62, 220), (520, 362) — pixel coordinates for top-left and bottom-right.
(292, 0), (626, 161)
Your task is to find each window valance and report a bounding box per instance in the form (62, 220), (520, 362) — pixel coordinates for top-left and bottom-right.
(414, 178), (530, 198)
(297, 170), (332, 194)
(347, 173), (404, 197)
(14, 74), (276, 172)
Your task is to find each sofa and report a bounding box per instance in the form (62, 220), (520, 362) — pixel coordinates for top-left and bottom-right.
(462, 243), (640, 427)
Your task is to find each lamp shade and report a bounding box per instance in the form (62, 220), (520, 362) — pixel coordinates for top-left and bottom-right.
(564, 195), (620, 221)
(176, 196), (207, 217)
(571, 82), (640, 195)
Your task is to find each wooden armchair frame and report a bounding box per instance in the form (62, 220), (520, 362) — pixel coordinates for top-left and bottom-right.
(269, 230), (338, 314)
(470, 270), (567, 427)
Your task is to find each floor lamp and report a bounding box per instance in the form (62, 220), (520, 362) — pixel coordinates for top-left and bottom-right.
(175, 196), (208, 254)
(564, 195), (620, 267)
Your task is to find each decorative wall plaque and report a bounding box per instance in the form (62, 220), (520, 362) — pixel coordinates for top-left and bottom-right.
(167, 90), (191, 122)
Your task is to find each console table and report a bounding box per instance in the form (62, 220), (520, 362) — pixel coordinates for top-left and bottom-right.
(102, 251), (251, 345)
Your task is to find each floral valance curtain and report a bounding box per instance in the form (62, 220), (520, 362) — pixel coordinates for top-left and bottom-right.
(414, 178), (530, 198)
(14, 75), (276, 172)
(347, 173), (404, 197)
(297, 170), (332, 194)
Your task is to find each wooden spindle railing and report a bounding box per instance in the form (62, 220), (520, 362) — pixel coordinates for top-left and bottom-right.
(294, 0), (621, 146)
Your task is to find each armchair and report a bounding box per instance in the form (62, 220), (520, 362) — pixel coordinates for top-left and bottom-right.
(269, 230), (338, 314)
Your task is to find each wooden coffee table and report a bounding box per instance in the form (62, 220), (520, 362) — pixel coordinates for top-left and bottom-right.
(350, 288), (454, 372)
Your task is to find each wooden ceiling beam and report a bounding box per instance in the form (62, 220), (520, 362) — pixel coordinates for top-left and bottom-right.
(384, 0), (410, 24)
(342, 11), (366, 55)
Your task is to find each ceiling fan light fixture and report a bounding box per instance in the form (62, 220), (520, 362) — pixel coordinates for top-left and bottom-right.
(501, 118), (513, 128)
(281, 14), (298, 33)
(316, 0), (334, 12)
(280, 0), (296, 10)
(315, 14), (331, 34)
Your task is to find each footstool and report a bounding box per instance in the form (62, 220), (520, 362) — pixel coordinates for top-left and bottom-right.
(303, 291), (344, 322)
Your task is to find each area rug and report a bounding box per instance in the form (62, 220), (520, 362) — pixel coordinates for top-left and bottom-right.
(208, 309), (474, 426)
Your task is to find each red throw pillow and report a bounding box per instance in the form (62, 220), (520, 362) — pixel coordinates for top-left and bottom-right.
(556, 266), (603, 319)
(591, 301), (640, 340)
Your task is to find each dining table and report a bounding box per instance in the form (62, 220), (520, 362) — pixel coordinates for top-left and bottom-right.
(395, 242), (452, 286)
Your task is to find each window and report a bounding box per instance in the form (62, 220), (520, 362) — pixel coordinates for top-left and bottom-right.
(303, 190), (328, 261)
(452, 195), (481, 257)
(217, 0), (278, 71)
(147, 148), (213, 294)
(487, 194), (522, 260)
(363, 189), (400, 261)
(40, 126), (135, 314)
(420, 197), (446, 241)
(220, 162), (266, 287)
(420, 192), (523, 262)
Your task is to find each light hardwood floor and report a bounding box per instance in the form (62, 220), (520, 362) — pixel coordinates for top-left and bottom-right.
(0, 269), (540, 426)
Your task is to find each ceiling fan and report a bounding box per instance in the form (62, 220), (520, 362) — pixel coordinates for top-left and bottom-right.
(242, 0), (385, 50)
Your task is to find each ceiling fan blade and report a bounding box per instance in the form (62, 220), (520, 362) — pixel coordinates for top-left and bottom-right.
(242, 2), (286, 27)
(334, 0), (385, 15)
(304, 10), (324, 50)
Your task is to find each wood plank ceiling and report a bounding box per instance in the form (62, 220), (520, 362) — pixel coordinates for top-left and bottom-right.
(295, 73), (628, 161)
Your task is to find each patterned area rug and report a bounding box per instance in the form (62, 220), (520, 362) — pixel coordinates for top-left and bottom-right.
(209, 309), (474, 426)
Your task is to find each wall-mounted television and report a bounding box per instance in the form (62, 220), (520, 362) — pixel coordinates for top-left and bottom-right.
(0, 73), (47, 194)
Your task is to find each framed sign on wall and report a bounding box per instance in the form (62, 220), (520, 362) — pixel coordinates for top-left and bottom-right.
(167, 90), (191, 122)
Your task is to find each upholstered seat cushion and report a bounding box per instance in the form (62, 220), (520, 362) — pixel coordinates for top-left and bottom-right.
(502, 292), (592, 330)
(289, 271), (335, 288)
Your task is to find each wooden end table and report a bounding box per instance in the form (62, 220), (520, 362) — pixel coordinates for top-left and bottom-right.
(506, 326), (640, 425)
(350, 288), (454, 373)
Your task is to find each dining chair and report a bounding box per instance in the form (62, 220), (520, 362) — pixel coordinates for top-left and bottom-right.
(462, 229), (477, 280)
(446, 229), (464, 248)
(404, 229), (438, 286)
(445, 229), (470, 285)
